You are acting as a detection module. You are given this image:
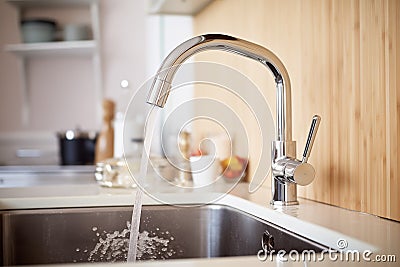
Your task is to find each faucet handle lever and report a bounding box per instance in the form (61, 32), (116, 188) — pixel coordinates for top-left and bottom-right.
(302, 115), (321, 163)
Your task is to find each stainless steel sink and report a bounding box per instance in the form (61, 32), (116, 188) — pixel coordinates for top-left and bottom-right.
(1, 204), (327, 265)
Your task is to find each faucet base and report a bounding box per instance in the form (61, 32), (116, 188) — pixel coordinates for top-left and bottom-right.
(270, 200), (299, 206)
(270, 178), (298, 206)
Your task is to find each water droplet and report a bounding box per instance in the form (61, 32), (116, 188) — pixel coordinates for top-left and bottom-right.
(75, 248), (80, 252)
(92, 227), (98, 231)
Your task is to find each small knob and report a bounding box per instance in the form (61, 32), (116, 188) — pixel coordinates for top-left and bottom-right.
(285, 161), (315, 186)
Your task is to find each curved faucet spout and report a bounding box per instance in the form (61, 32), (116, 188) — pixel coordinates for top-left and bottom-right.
(147, 34), (292, 142)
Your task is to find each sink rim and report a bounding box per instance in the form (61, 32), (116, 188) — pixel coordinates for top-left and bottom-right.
(1, 203), (331, 264)
(0, 203), (330, 253)
(0, 191), (378, 254)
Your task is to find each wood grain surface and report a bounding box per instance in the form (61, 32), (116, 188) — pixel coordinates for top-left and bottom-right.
(193, 0), (400, 221)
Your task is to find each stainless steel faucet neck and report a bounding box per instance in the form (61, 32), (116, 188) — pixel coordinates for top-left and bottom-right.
(147, 34), (292, 142)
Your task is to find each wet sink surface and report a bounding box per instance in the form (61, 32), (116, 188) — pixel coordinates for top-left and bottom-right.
(1, 204), (327, 265)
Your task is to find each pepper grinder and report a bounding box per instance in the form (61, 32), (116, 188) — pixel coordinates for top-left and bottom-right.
(95, 99), (115, 163)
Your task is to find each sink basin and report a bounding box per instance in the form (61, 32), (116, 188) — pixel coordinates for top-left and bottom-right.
(1, 204), (327, 265)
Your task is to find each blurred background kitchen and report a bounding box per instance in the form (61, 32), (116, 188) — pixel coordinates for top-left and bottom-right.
(1, 0), (399, 222)
(0, 0), (199, 166)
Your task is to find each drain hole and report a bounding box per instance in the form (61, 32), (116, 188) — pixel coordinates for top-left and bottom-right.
(261, 230), (274, 252)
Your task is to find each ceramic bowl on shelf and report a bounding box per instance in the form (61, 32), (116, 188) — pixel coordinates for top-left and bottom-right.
(63, 24), (89, 41)
(20, 19), (57, 43)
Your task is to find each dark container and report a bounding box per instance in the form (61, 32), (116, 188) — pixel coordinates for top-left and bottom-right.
(57, 130), (97, 165)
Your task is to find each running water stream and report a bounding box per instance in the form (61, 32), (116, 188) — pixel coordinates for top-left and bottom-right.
(126, 190), (143, 262)
(127, 110), (158, 262)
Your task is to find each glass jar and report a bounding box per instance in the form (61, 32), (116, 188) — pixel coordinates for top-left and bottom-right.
(95, 139), (144, 188)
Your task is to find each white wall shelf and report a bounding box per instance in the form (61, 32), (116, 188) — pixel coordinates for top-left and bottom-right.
(5, 40), (96, 56)
(7, 0), (98, 8)
(4, 0), (102, 127)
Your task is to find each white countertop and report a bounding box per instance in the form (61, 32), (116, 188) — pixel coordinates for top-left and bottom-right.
(0, 170), (399, 266)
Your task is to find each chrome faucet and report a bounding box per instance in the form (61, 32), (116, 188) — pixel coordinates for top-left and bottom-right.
(147, 34), (320, 205)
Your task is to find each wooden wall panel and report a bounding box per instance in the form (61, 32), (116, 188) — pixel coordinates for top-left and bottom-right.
(193, 0), (400, 221)
(386, 0), (400, 220)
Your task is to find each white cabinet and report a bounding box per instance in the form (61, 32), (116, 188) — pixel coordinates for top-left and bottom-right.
(4, 0), (102, 126)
